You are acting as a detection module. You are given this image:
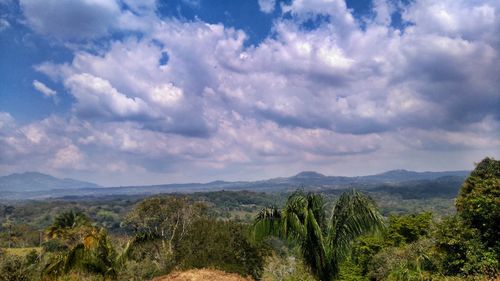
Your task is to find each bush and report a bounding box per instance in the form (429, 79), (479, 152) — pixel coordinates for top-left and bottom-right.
(0, 254), (32, 281)
(175, 218), (267, 279)
(386, 212), (433, 246)
(367, 239), (436, 281)
(262, 254), (315, 281)
(434, 216), (498, 277)
(42, 239), (68, 252)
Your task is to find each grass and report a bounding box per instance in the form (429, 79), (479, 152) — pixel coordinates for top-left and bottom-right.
(2, 247), (42, 256)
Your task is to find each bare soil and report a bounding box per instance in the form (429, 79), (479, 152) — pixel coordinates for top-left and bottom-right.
(153, 269), (254, 281)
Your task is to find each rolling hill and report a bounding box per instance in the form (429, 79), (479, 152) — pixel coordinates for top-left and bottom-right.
(0, 172), (100, 192)
(0, 169), (469, 200)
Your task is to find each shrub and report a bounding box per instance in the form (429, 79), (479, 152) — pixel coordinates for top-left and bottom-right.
(0, 254), (31, 281)
(434, 216), (498, 277)
(175, 218), (267, 279)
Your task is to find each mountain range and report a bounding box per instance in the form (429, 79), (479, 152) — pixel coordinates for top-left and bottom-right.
(0, 169), (469, 200)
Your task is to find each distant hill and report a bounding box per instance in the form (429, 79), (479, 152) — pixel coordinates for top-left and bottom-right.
(0, 172), (100, 192)
(292, 171), (326, 179)
(369, 176), (467, 199)
(0, 170), (470, 200)
(361, 169), (469, 182)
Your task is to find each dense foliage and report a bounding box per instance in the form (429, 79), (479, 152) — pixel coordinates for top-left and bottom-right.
(456, 157), (500, 255)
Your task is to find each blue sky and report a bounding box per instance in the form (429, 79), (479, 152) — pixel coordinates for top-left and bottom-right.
(0, 0), (499, 186)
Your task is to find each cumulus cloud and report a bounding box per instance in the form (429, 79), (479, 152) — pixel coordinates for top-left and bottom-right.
(3, 0), (499, 183)
(64, 73), (151, 119)
(50, 144), (86, 170)
(19, 0), (157, 39)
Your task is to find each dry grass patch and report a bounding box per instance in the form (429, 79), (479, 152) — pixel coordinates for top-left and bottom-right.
(153, 268), (254, 281)
(2, 247), (41, 256)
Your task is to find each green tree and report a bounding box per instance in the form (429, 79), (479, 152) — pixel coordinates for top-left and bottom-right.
(46, 210), (90, 245)
(2, 206), (15, 248)
(42, 211), (121, 279)
(434, 215), (498, 277)
(176, 218), (266, 279)
(386, 212), (432, 246)
(455, 157), (500, 254)
(125, 197), (206, 250)
(254, 190), (384, 281)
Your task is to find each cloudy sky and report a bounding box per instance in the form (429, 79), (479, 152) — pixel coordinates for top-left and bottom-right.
(0, 0), (499, 186)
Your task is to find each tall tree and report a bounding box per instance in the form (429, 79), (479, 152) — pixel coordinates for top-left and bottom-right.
(124, 196), (206, 255)
(456, 157), (500, 254)
(254, 190), (384, 281)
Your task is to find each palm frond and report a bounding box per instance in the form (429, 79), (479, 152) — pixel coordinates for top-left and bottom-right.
(253, 206), (282, 240)
(327, 189), (384, 266)
(253, 189), (384, 281)
(116, 238), (135, 266)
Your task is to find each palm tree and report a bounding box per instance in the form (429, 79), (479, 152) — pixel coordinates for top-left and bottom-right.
(43, 211), (120, 279)
(254, 190), (384, 281)
(46, 210), (90, 239)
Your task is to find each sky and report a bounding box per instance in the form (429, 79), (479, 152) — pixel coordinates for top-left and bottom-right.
(0, 0), (499, 186)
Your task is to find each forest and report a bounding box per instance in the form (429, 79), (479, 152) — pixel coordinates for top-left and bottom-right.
(0, 157), (498, 281)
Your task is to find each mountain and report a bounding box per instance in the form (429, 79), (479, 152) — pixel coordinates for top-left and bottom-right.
(291, 171), (326, 179)
(362, 169), (470, 182)
(0, 172), (100, 192)
(0, 170), (470, 200)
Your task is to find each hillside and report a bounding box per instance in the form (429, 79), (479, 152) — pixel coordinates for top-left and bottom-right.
(0, 172), (100, 192)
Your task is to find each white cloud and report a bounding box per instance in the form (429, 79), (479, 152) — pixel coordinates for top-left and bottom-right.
(0, 18), (9, 31)
(258, 0), (276, 13)
(50, 144), (85, 169)
(64, 73), (151, 119)
(33, 80), (57, 97)
(19, 0), (157, 39)
(0, 112), (14, 129)
(20, 0), (121, 39)
(182, 0), (201, 7)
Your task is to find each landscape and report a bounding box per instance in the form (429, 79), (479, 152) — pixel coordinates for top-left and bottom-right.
(1, 0), (499, 280)
(1, 160), (498, 280)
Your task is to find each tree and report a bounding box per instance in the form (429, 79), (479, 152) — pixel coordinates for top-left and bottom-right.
(455, 157), (500, 254)
(42, 211), (121, 279)
(254, 190), (384, 281)
(434, 215), (498, 277)
(175, 218), (266, 279)
(46, 210), (90, 244)
(386, 212), (432, 246)
(432, 157), (500, 278)
(124, 196), (206, 256)
(2, 206), (15, 248)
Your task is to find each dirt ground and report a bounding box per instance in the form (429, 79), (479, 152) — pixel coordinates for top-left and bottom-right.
(153, 269), (254, 281)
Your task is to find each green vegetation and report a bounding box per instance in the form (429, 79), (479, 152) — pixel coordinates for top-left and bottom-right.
(254, 190), (384, 281)
(0, 157), (498, 280)
(456, 157), (500, 255)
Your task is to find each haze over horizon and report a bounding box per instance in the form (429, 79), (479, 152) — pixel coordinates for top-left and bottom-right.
(0, 167), (472, 187)
(1, 0), (499, 186)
